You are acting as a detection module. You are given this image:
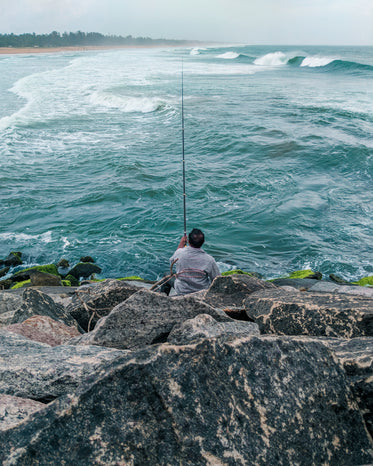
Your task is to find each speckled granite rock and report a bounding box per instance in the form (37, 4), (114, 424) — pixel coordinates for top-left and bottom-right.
(70, 289), (232, 350)
(0, 331), (128, 402)
(67, 279), (139, 331)
(0, 292), (23, 326)
(0, 336), (371, 465)
(167, 313), (260, 345)
(203, 274), (277, 309)
(11, 288), (81, 331)
(321, 336), (373, 439)
(245, 288), (373, 338)
(4, 315), (80, 346)
(0, 395), (46, 431)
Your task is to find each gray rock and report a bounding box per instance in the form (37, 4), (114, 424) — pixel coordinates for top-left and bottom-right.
(310, 281), (373, 297)
(321, 336), (373, 439)
(203, 274), (276, 309)
(67, 262), (102, 280)
(70, 289), (233, 350)
(67, 279), (139, 331)
(168, 313), (260, 345)
(0, 336), (371, 465)
(30, 270), (62, 287)
(0, 266), (10, 279)
(245, 288), (373, 338)
(0, 395), (46, 431)
(0, 331), (127, 402)
(270, 278), (321, 290)
(0, 292), (23, 316)
(11, 288), (81, 331)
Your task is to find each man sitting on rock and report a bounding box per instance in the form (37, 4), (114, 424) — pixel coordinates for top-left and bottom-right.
(166, 228), (220, 296)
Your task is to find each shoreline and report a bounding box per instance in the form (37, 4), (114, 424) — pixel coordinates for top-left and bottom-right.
(0, 44), (202, 55)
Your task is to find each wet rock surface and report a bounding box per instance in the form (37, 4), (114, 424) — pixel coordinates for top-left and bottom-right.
(0, 336), (372, 465)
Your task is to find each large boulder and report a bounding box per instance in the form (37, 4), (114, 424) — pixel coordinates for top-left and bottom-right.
(203, 274), (276, 309)
(0, 292), (23, 326)
(67, 262), (102, 280)
(0, 395), (46, 431)
(167, 313), (260, 345)
(245, 288), (373, 338)
(321, 336), (373, 439)
(70, 289), (233, 350)
(11, 288), (81, 331)
(30, 270), (62, 287)
(4, 315), (81, 346)
(67, 279), (139, 331)
(0, 331), (127, 402)
(0, 336), (371, 465)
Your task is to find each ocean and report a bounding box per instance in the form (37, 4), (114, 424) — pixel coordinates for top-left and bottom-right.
(0, 45), (372, 281)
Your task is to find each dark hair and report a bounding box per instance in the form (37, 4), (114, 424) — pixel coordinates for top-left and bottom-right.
(188, 228), (205, 248)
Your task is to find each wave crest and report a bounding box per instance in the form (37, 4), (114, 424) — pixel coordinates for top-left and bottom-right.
(217, 52), (240, 60)
(88, 92), (167, 113)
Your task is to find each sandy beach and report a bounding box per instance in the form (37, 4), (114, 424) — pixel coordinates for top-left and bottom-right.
(0, 44), (198, 55)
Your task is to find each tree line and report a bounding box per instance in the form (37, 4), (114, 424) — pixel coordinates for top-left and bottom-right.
(0, 31), (190, 48)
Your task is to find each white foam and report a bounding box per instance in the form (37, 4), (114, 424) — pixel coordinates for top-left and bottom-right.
(217, 52), (240, 60)
(88, 91), (167, 113)
(0, 231), (53, 243)
(254, 52), (288, 66)
(190, 48), (205, 56)
(300, 56), (335, 67)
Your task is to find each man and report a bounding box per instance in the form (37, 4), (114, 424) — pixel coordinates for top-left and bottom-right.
(169, 228), (220, 295)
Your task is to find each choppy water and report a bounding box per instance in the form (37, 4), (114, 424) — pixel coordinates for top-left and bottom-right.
(0, 45), (372, 280)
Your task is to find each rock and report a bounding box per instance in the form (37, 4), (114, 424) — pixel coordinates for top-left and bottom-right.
(203, 274), (277, 309)
(80, 256), (95, 263)
(0, 395), (46, 431)
(270, 278), (320, 290)
(321, 336), (373, 439)
(0, 336), (371, 465)
(65, 273), (79, 286)
(70, 289), (233, 350)
(11, 288), (81, 331)
(245, 288), (373, 338)
(67, 262), (102, 280)
(310, 281), (373, 297)
(30, 270), (62, 287)
(2, 251), (23, 267)
(0, 331), (127, 402)
(330, 273), (351, 284)
(0, 292), (23, 326)
(0, 266), (10, 279)
(4, 315), (81, 346)
(67, 279), (139, 331)
(57, 258), (69, 268)
(167, 313), (260, 345)
(0, 279), (13, 290)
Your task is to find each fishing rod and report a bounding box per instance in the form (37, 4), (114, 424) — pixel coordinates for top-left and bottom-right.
(181, 60), (187, 239)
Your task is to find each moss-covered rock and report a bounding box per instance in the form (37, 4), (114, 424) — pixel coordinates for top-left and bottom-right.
(288, 269), (322, 280)
(352, 276), (373, 287)
(14, 265), (59, 279)
(80, 256), (95, 263)
(65, 274), (79, 287)
(1, 252), (23, 267)
(117, 276), (144, 281)
(57, 259), (70, 268)
(221, 269), (253, 277)
(11, 280), (31, 290)
(62, 280), (72, 287)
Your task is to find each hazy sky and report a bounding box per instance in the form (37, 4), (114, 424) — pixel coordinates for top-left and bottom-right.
(0, 0), (372, 45)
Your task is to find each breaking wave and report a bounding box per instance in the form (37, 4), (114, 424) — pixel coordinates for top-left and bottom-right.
(88, 91), (168, 113)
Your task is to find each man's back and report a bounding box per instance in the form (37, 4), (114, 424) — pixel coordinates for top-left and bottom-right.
(171, 245), (220, 295)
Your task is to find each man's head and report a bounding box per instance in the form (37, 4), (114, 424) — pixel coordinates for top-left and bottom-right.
(188, 228), (205, 248)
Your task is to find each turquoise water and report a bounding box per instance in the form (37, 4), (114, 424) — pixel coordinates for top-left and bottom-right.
(0, 45), (372, 280)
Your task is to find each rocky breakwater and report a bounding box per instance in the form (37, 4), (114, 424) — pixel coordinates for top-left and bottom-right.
(0, 275), (372, 464)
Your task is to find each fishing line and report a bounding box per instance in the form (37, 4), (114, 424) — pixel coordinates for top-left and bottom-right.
(181, 59), (187, 238)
